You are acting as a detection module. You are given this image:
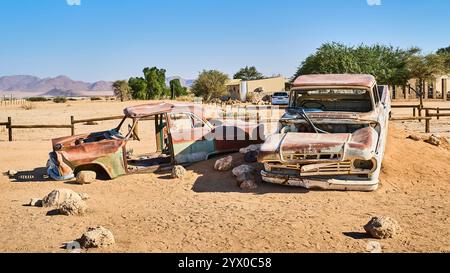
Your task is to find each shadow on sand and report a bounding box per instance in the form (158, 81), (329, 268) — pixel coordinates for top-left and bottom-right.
(342, 232), (372, 240)
(7, 167), (51, 182)
(189, 153), (309, 195)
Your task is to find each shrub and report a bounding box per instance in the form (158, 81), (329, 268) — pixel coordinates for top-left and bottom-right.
(53, 97), (67, 103)
(90, 96), (102, 101)
(27, 97), (48, 102)
(21, 103), (34, 110)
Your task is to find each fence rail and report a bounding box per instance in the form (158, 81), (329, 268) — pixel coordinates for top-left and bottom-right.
(0, 95), (28, 107)
(3, 103), (448, 141)
(0, 105), (280, 141)
(391, 104), (450, 133)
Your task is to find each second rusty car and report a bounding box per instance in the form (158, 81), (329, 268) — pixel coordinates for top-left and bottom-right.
(47, 102), (264, 180)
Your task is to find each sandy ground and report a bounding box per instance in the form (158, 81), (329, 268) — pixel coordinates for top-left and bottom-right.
(0, 100), (449, 253)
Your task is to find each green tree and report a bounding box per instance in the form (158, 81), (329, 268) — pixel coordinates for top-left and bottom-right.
(233, 66), (264, 81)
(407, 52), (448, 102)
(169, 78), (187, 99)
(437, 46), (450, 55)
(128, 77), (148, 100)
(293, 42), (417, 86)
(294, 42), (360, 77)
(143, 67), (170, 99)
(437, 46), (450, 70)
(112, 80), (131, 102)
(191, 70), (229, 101)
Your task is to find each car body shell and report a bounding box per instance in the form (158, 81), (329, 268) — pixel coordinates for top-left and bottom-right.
(258, 74), (391, 191)
(47, 102), (264, 180)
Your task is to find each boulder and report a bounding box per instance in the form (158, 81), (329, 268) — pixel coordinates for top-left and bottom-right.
(7, 170), (17, 177)
(239, 144), (262, 154)
(364, 216), (401, 239)
(236, 172), (255, 183)
(78, 226), (115, 248)
(59, 199), (87, 216)
(171, 165), (187, 179)
(214, 156), (233, 171)
(366, 241), (382, 253)
(407, 134), (422, 141)
(41, 189), (82, 207)
(244, 151), (259, 163)
(425, 134), (441, 146)
(240, 180), (258, 190)
(232, 165), (255, 177)
(76, 171), (96, 184)
(29, 198), (42, 207)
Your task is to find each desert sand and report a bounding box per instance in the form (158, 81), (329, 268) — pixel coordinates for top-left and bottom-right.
(0, 100), (449, 253)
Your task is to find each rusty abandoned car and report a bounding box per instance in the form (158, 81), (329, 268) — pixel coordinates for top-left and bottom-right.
(257, 74), (391, 191)
(47, 102), (263, 180)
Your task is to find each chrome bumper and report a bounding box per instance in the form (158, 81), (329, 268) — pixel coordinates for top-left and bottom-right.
(261, 170), (378, 191)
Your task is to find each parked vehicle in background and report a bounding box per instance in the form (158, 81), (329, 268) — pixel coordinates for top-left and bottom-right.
(47, 102), (264, 181)
(271, 92), (289, 105)
(258, 74), (391, 191)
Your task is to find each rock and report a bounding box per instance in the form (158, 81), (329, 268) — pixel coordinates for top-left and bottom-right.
(407, 134), (422, 141)
(171, 165), (187, 179)
(239, 144), (262, 154)
(214, 156), (233, 171)
(365, 241), (382, 253)
(425, 134), (441, 146)
(76, 171), (96, 184)
(244, 151), (259, 163)
(78, 226), (115, 248)
(29, 198), (42, 207)
(78, 193), (90, 201)
(240, 180), (258, 190)
(41, 189), (82, 207)
(58, 199), (87, 216)
(232, 165), (255, 177)
(7, 170), (17, 177)
(236, 172), (255, 183)
(364, 216), (401, 239)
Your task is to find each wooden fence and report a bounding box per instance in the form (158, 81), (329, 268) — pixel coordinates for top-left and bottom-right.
(390, 104), (450, 133)
(0, 95), (27, 107)
(4, 103), (445, 141)
(0, 104), (281, 141)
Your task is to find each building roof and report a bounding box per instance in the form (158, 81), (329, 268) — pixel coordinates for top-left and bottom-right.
(292, 74), (376, 89)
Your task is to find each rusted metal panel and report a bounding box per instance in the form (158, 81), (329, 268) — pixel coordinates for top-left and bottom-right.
(48, 103), (266, 181)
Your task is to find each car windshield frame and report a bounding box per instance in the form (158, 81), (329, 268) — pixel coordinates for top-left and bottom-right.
(289, 87), (374, 113)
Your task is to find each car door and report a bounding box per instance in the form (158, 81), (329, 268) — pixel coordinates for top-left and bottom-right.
(168, 112), (215, 164)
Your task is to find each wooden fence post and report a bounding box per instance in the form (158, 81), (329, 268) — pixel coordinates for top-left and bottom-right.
(413, 107), (416, 117)
(437, 107), (440, 120)
(425, 110), (430, 133)
(8, 117), (12, 142)
(70, 116), (75, 136)
(418, 106), (422, 122)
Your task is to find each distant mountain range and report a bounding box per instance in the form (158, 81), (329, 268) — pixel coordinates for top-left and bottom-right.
(0, 75), (194, 96)
(0, 75), (113, 93)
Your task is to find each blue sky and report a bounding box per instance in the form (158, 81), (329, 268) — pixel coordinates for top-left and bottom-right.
(0, 0), (449, 82)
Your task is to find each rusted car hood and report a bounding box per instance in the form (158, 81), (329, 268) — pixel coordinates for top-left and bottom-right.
(259, 127), (378, 163)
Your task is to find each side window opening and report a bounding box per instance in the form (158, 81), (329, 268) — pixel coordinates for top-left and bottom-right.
(190, 114), (205, 128)
(373, 86), (380, 105)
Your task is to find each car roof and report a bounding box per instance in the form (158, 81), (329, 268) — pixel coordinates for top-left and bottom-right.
(292, 74), (376, 89)
(124, 102), (197, 118)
